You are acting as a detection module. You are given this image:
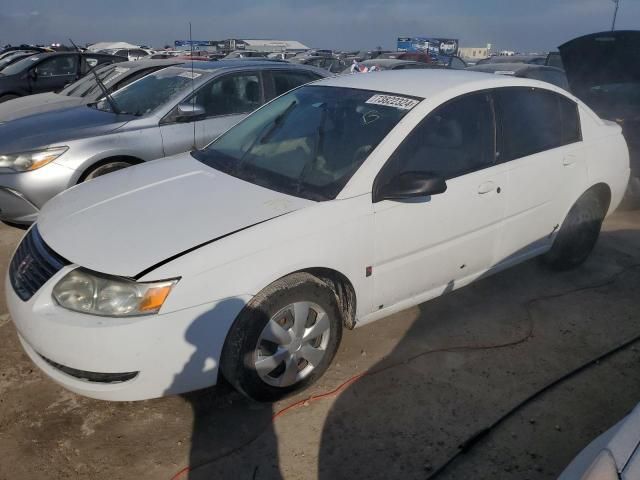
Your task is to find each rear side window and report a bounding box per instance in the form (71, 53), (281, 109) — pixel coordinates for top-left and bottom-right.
(495, 87), (581, 162)
(272, 70), (320, 97)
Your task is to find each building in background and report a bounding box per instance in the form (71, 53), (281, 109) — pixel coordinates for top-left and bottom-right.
(458, 44), (492, 61)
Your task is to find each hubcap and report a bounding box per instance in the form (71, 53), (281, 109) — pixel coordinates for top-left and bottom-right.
(254, 301), (331, 387)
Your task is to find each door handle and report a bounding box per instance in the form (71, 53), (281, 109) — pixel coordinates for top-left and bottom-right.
(478, 181), (498, 194)
(563, 154), (577, 166)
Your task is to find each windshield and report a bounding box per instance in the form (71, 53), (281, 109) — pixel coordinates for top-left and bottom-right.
(61, 64), (132, 98)
(90, 66), (197, 116)
(0, 54), (41, 75)
(193, 85), (419, 201)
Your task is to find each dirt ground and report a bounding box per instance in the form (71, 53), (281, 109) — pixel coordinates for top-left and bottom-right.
(1, 210), (639, 480)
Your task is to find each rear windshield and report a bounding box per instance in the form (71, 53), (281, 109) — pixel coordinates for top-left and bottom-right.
(193, 85), (421, 201)
(60, 64), (124, 97)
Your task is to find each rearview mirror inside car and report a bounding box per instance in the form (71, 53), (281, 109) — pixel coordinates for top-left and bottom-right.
(374, 171), (447, 202)
(175, 103), (206, 122)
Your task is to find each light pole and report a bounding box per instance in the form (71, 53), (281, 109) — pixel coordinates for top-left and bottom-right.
(611, 0), (620, 31)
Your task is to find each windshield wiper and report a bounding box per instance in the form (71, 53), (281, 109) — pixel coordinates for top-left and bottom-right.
(69, 38), (120, 114)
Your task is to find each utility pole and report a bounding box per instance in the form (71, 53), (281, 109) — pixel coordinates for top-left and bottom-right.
(611, 0), (620, 31)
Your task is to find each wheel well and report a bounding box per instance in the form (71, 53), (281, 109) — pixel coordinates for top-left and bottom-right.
(78, 156), (144, 183)
(301, 268), (357, 330)
(587, 183), (612, 216)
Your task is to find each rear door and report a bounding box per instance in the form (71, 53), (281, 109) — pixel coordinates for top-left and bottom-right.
(494, 87), (587, 265)
(29, 54), (80, 93)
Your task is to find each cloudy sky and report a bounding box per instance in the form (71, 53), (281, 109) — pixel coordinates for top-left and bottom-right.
(1, 0), (638, 52)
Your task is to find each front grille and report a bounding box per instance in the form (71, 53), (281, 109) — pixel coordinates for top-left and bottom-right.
(9, 226), (69, 301)
(40, 355), (138, 383)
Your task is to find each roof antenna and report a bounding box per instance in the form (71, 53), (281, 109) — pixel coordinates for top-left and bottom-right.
(189, 22), (197, 150)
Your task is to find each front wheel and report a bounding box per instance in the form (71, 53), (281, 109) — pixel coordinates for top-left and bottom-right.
(221, 272), (343, 402)
(542, 190), (606, 271)
(81, 161), (135, 182)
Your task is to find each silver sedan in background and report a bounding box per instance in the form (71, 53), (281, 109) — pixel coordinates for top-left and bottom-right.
(0, 60), (328, 225)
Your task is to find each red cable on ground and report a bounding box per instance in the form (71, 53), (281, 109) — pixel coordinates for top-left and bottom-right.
(170, 322), (534, 480)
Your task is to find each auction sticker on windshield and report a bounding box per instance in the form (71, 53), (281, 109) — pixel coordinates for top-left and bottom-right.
(365, 94), (420, 110)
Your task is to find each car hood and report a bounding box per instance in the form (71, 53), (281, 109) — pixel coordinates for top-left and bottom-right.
(38, 154), (315, 277)
(0, 92), (88, 122)
(559, 30), (640, 95)
(0, 105), (133, 153)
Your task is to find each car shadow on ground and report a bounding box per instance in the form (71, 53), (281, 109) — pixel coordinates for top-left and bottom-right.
(168, 225), (640, 480)
(316, 226), (640, 479)
(166, 299), (284, 480)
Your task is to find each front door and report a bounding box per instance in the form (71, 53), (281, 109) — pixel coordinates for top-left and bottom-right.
(372, 91), (508, 309)
(29, 54), (79, 93)
(159, 71), (264, 156)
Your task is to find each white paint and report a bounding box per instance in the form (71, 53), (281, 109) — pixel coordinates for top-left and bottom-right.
(8, 70), (630, 401)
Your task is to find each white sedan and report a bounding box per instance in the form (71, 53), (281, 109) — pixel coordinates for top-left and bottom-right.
(6, 70), (630, 402)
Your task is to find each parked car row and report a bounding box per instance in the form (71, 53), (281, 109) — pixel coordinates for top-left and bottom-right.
(4, 69), (629, 404)
(0, 30), (636, 408)
(0, 51), (127, 103)
(0, 60), (328, 225)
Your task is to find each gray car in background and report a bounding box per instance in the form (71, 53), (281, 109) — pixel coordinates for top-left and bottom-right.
(0, 60), (328, 225)
(467, 62), (569, 90)
(0, 59), (183, 121)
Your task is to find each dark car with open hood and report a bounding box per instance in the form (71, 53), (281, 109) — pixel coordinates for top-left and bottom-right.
(560, 30), (640, 203)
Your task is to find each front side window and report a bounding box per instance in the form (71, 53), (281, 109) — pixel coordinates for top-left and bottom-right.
(495, 87), (580, 161)
(189, 73), (262, 117)
(193, 86), (419, 200)
(35, 55), (77, 76)
(378, 92), (496, 184)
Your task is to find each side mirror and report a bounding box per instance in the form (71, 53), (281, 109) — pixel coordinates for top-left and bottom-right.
(28, 69), (38, 81)
(374, 171), (447, 202)
(175, 103), (206, 122)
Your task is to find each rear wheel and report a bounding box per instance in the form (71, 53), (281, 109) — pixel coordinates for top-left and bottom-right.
(81, 160), (135, 182)
(221, 272), (343, 402)
(542, 190), (606, 271)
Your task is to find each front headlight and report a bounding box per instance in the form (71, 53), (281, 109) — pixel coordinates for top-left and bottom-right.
(53, 268), (179, 317)
(0, 146), (68, 172)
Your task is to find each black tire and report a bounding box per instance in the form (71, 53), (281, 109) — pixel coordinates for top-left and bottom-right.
(0, 94), (19, 104)
(221, 272), (343, 402)
(81, 161), (134, 182)
(542, 190), (606, 271)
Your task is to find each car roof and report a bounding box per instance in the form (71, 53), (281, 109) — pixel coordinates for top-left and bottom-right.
(114, 58), (185, 69)
(316, 69), (545, 98)
(468, 63), (557, 74)
(358, 59), (420, 67)
(184, 59), (328, 76)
